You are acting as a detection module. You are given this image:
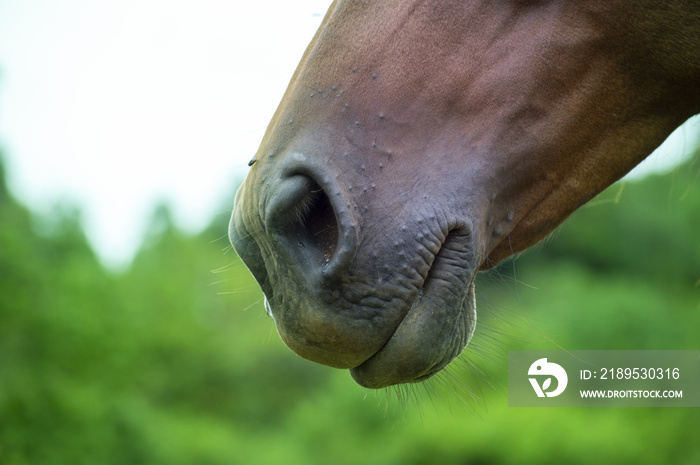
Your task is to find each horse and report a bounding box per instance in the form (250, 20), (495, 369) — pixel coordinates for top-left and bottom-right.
(229, 0), (700, 388)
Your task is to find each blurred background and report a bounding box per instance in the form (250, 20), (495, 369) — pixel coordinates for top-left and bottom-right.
(1, 1), (699, 464)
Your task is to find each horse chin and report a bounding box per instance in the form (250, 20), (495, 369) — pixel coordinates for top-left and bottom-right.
(350, 273), (477, 389)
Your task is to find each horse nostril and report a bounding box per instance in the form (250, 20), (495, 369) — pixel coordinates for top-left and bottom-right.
(287, 178), (339, 266)
(299, 181), (339, 265)
(265, 174), (348, 280)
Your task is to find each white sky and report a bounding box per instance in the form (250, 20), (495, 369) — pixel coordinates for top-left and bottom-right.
(0, 0), (697, 269)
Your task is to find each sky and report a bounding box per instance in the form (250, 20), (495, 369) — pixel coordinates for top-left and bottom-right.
(0, 0), (697, 269)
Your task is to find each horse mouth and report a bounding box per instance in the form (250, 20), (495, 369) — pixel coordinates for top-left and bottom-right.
(231, 158), (480, 388)
(349, 230), (478, 389)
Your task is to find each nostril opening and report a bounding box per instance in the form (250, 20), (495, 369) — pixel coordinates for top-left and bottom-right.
(266, 167), (357, 281)
(269, 175), (340, 268)
(296, 181), (339, 266)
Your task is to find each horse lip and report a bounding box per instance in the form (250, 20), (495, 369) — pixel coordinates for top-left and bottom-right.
(350, 277), (477, 389)
(349, 229), (479, 388)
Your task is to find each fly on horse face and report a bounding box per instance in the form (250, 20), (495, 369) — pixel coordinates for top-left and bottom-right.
(229, 0), (700, 388)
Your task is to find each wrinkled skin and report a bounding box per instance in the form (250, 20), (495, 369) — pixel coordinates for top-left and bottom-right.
(230, 0), (700, 388)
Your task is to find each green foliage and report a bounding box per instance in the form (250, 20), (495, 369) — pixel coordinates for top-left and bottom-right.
(0, 149), (698, 465)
